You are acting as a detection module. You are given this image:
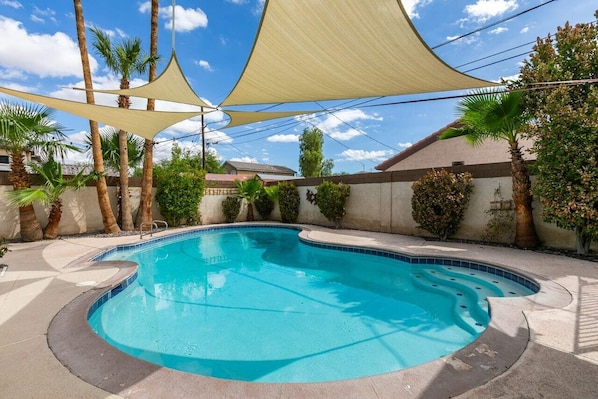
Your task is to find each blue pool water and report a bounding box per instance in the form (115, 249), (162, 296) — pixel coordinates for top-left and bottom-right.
(88, 226), (537, 383)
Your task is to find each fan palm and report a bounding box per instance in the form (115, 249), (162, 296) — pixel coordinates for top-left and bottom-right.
(85, 128), (145, 171)
(90, 26), (158, 231)
(7, 157), (96, 239)
(235, 176), (263, 221)
(0, 101), (72, 241)
(441, 89), (539, 248)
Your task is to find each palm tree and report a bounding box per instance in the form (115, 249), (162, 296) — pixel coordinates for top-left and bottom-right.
(0, 102), (72, 241)
(136, 0), (159, 228)
(89, 26), (158, 231)
(72, 0), (120, 235)
(235, 176), (263, 221)
(7, 157), (96, 239)
(85, 128), (145, 171)
(441, 89), (539, 248)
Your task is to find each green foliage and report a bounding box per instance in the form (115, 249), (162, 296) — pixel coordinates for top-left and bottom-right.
(482, 184), (515, 243)
(298, 127), (334, 177)
(263, 184), (279, 202)
(221, 196), (241, 223)
(0, 236), (8, 259)
(517, 12), (598, 254)
(154, 147), (206, 227)
(278, 181), (300, 223)
(85, 128), (145, 171)
(316, 181), (351, 228)
(254, 192), (274, 220)
(411, 170), (474, 241)
(235, 176), (263, 221)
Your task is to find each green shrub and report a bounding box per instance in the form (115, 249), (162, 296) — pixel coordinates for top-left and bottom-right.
(154, 147), (206, 227)
(254, 191), (274, 220)
(411, 169), (473, 240)
(316, 181), (351, 228)
(278, 182), (300, 223)
(222, 196), (241, 223)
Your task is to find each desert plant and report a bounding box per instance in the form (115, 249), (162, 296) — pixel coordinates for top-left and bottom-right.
(222, 196), (241, 223)
(154, 147), (206, 227)
(278, 181), (300, 223)
(254, 191), (274, 220)
(316, 181), (351, 228)
(235, 176), (263, 221)
(411, 169), (474, 241)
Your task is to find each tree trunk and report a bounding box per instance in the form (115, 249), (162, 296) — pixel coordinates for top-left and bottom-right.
(247, 202), (254, 221)
(510, 144), (539, 249)
(8, 151), (42, 242)
(44, 199), (62, 240)
(73, 0), (120, 234)
(136, 0), (159, 228)
(575, 225), (592, 255)
(118, 128), (134, 231)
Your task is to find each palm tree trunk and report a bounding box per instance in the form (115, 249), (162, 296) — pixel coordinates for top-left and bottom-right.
(247, 202), (254, 221)
(136, 0), (159, 228)
(510, 144), (539, 248)
(8, 151), (42, 242)
(118, 127), (134, 231)
(73, 0), (120, 234)
(44, 199), (62, 240)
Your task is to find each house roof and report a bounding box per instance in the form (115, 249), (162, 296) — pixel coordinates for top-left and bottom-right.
(375, 120), (461, 171)
(224, 161), (296, 175)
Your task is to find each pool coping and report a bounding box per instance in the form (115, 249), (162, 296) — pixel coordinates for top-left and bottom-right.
(47, 223), (572, 399)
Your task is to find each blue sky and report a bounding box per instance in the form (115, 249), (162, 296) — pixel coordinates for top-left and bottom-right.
(0, 0), (596, 174)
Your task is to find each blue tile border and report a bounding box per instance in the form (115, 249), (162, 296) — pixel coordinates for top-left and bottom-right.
(299, 237), (540, 293)
(87, 273), (137, 319)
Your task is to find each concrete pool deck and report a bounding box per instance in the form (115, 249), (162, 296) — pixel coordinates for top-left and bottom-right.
(0, 223), (597, 398)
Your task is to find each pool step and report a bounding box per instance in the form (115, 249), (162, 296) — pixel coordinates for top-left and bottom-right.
(412, 268), (491, 335)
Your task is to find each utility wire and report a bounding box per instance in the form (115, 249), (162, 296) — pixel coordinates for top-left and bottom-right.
(432, 0), (558, 49)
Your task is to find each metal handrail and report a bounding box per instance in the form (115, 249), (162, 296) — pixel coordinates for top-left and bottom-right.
(140, 220), (168, 238)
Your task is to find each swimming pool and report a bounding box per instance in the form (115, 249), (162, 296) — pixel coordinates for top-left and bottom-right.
(89, 226), (537, 383)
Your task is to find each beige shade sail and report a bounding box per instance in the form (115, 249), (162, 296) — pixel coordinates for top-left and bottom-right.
(71, 52), (213, 108)
(0, 86), (207, 140)
(223, 109), (314, 129)
(222, 0), (496, 106)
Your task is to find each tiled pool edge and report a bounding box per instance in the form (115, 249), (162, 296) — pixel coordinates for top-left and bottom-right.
(47, 223), (569, 399)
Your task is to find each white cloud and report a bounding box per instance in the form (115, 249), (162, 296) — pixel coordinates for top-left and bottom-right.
(196, 59), (213, 72)
(230, 156), (258, 163)
(464, 0), (518, 23)
(398, 142), (413, 149)
(446, 32), (480, 46)
(401, 0), (432, 19)
(488, 27), (508, 35)
(267, 134), (299, 143)
(338, 149), (393, 162)
(1, 1), (22, 9)
(329, 128), (363, 141)
(226, 0), (248, 4)
(30, 15), (44, 24)
(0, 16), (98, 78)
(497, 73), (519, 83)
(139, 3), (209, 33)
(520, 26), (529, 34)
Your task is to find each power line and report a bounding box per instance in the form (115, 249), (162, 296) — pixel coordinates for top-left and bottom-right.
(432, 0), (559, 49)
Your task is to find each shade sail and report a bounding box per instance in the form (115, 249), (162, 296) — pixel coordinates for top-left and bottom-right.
(223, 109), (314, 129)
(221, 0), (495, 106)
(0, 87), (206, 140)
(72, 52), (213, 108)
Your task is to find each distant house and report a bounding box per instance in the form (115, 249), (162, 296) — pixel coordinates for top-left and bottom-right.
(223, 161), (296, 177)
(375, 120), (535, 172)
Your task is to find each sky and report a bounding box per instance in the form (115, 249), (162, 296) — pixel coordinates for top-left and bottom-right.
(0, 0), (596, 174)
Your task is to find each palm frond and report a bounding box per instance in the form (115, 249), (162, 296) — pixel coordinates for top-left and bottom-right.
(5, 188), (50, 207)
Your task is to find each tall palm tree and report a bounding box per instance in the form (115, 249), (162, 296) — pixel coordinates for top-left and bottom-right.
(7, 157), (96, 239)
(85, 128), (145, 171)
(0, 102), (70, 241)
(136, 0), (159, 228)
(235, 176), (263, 221)
(441, 89), (539, 248)
(72, 0), (120, 234)
(90, 27), (158, 231)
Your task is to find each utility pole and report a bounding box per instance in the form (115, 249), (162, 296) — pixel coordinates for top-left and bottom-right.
(201, 106), (206, 170)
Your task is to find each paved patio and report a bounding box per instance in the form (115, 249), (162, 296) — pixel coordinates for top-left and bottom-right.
(0, 223), (596, 398)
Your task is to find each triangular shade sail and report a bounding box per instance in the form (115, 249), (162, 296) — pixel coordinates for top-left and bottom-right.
(72, 52), (213, 108)
(0, 87), (205, 140)
(223, 109), (314, 129)
(222, 0), (495, 106)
